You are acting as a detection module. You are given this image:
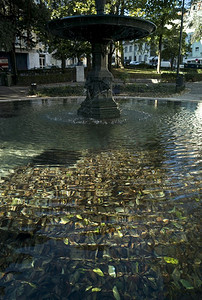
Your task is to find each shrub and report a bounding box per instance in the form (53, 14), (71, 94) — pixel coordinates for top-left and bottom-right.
(161, 72), (177, 82)
(184, 73), (202, 82)
(35, 85), (84, 97)
(17, 69), (76, 86)
(119, 83), (177, 95)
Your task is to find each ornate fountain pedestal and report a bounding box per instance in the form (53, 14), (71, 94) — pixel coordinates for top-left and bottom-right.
(78, 43), (120, 119)
(48, 0), (156, 119)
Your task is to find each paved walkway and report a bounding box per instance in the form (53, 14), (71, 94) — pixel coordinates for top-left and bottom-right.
(172, 81), (202, 101)
(0, 81), (201, 102)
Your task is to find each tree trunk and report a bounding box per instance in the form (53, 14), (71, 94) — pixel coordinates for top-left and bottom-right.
(86, 54), (91, 71)
(61, 57), (66, 73)
(10, 42), (18, 85)
(120, 41), (124, 68)
(157, 34), (162, 74)
(115, 42), (123, 68)
(171, 56), (175, 70)
(157, 34), (163, 74)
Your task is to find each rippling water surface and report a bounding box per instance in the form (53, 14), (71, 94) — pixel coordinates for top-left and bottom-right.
(0, 99), (201, 299)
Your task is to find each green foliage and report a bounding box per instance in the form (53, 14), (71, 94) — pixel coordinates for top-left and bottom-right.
(120, 83), (178, 95)
(144, 0), (182, 73)
(17, 69), (75, 85)
(112, 68), (161, 79)
(0, 0), (50, 51)
(184, 72), (202, 82)
(161, 25), (190, 68)
(0, 19), (15, 51)
(35, 85), (84, 97)
(46, 0), (93, 69)
(189, 14), (202, 42)
(161, 72), (177, 82)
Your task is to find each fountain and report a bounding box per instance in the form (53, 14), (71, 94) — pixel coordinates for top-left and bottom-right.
(48, 0), (156, 119)
(2, 3), (201, 299)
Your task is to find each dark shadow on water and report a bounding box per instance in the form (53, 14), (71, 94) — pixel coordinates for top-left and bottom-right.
(31, 149), (81, 167)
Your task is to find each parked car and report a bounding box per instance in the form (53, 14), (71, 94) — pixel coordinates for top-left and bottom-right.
(45, 65), (60, 69)
(160, 61), (171, 68)
(184, 63), (202, 69)
(129, 61), (140, 66)
(124, 59), (131, 66)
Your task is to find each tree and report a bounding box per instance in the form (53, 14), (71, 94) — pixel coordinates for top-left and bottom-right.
(46, 0), (95, 71)
(161, 25), (190, 69)
(48, 37), (91, 71)
(104, 0), (148, 68)
(145, 0), (182, 73)
(189, 15), (202, 43)
(0, 0), (50, 82)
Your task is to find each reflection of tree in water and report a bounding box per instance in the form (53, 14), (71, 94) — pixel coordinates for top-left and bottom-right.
(0, 102), (19, 118)
(0, 148), (201, 299)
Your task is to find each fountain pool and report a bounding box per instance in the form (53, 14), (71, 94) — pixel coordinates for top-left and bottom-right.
(0, 98), (201, 299)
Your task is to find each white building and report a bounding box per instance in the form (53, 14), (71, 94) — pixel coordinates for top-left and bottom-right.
(123, 41), (151, 64)
(184, 1), (202, 64)
(123, 1), (202, 66)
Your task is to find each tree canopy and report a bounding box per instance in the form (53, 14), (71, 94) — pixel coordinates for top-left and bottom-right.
(143, 0), (183, 73)
(0, 0), (197, 75)
(0, 0), (50, 51)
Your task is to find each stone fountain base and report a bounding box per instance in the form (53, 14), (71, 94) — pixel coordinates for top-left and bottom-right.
(77, 70), (120, 119)
(77, 43), (120, 119)
(78, 95), (120, 119)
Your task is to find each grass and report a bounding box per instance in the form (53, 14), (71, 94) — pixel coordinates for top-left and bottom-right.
(112, 68), (162, 82)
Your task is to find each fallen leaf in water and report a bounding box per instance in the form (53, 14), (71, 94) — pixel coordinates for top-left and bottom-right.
(180, 279), (194, 289)
(163, 257), (179, 265)
(113, 285), (121, 300)
(63, 238), (69, 245)
(108, 265), (116, 277)
(76, 214), (83, 220)
(93, 268), (104, 277)
(92, 287), (101, 292)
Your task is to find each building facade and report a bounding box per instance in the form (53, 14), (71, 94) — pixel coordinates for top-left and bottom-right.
(123, 1), (202, 66)
(123, 41), (151, 64)
(184, 1), (202, 64)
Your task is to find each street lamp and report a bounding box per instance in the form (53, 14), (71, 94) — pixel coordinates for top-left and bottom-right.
(176, 0), (185, 92)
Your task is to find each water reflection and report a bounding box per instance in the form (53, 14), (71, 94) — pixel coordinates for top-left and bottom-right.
(0, 99), (201, 299)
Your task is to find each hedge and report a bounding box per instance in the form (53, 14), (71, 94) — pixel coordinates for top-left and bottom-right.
(120, 83), (177, 95)
(184, 73), (202, 82)
(17, 69), (76, 86)
(16, 67), (202, 86)
(161, 72), (202, 82)
(35, 85), (84, 97)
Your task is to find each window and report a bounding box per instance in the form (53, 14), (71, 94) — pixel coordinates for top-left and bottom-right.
(125, 46), (128, 53)
(39, 54), (45, 68)
(195, 47), (199, 52)
(129, 46), (132, 52)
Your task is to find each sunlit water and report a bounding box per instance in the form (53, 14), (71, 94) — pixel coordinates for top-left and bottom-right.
(0, 99), (201, 299)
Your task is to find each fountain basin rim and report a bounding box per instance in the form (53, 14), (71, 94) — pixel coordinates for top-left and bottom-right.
(48, 14), (156, 42)
(1, 97), (201, 104)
